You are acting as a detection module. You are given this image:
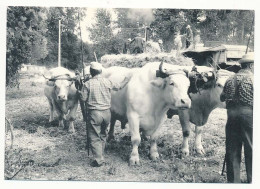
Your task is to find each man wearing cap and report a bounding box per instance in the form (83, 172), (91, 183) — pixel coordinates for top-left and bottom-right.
(184, 25), (193, 49)
(130, 33), (144, 54)
(220, 52), (254, 183)
(79, 62), (130, 167)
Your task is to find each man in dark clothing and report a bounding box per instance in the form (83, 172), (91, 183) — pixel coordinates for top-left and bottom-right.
(123, 38), (131, 54)
(130, 34), (144, 54)
(79, 62), (130, 167)
(220, 53), (254, 183)
(185, 25), (193, 49)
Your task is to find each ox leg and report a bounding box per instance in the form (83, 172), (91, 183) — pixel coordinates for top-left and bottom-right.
(178, 109), (191, 157)
(195, 126), (205, 155)
(58, 114), (65, 129)
(128, 112), (141, 165)
(108, 117), (116, 141)
(53, 101), (65, 129)
(67, 102), (78, 133)
(149, 133), (160, 161)
(48, 99), (54, 122)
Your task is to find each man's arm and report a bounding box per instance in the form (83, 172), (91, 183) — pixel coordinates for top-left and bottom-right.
(129, 38), (135, 44)
(78, 82), (89, 102)
(111, 76), (131, 91)
(220, 77), (233, 102)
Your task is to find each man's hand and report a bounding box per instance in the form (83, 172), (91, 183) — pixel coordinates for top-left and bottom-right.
(75, 70), (83, 90)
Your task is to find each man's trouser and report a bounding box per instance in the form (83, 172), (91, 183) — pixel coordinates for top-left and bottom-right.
(186, 40), (191, 48)
(87, 109), (111, 164)
(132, 47), (143, 54)
(225, 105), (253, 183)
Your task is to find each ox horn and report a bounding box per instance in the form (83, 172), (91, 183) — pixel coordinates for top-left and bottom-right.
(157, 60), (169, 78)
(159, 60), (166, 74)
(42, 74), (56, 81)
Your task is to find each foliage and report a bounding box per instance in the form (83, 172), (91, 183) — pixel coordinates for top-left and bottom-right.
(150, 9), (187, 51)
(88, 9), (120, 60)
(6, 6), (48, 87)
(6, 7), (255, 87)
(150, 9), (254, 52)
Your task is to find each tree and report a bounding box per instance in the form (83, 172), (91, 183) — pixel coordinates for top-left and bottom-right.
(88, 9), (117, 59)
(150, 9), (186, 52)
(6, 6), (48, 87)
(43, 7), (92, 69)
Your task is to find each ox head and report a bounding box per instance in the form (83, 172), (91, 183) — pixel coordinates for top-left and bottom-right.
(213, 69), (235, 108)
(188, 67), (234, 109)
(45, 74), (75, 101)
(153, 62), (191, 109)
(188, 66), (217, 94)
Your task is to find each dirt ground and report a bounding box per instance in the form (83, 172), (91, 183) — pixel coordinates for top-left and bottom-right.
(4, 76), (248, 182)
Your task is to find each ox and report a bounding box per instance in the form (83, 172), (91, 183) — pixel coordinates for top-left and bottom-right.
(167, 69), (234, 156)
(44, 67), (78, 133)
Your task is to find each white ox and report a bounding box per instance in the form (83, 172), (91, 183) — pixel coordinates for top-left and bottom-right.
(44, 67), (78, 133)
(167, 69), (234, 156)
(111, 62), (192, 165)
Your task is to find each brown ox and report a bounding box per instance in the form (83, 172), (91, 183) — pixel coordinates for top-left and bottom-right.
(167, 69), (234, 156)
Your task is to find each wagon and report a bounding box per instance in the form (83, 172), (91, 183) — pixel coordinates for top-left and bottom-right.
(182, 44), (251, 72)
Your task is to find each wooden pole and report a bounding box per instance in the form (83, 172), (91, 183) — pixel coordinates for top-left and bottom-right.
(58, 19), (61, 67)
(78, 12), (85, 76)
(94, 52), (98, 62)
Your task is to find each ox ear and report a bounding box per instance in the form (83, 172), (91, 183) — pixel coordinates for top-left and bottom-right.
(46, 80), (55, 86)
(150, 79), (166, 88)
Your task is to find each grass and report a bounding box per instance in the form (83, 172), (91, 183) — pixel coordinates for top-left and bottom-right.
(4, 76), (248, 182)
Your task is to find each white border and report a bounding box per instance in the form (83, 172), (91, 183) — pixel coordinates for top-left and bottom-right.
(1, 1), (260, 189)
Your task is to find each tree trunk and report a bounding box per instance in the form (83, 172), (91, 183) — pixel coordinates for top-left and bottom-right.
(241, 22), (244, 45)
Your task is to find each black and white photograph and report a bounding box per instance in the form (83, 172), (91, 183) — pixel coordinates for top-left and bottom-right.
(1, 0), (259, 187)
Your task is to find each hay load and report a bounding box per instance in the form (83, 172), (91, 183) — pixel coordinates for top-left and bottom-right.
(101, 53), (194, 68)
(145, 41), (161, 53)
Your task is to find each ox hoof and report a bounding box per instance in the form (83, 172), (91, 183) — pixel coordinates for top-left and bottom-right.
(150, 152), (160, 161)
(129, 156), (140, 166)
(68, 127), (75, 134)
(195, 147), (205, 155)
(181, 148), (190, 157)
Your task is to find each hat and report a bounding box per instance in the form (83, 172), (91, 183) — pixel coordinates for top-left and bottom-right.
(90, 62), (102, 71)
(186, 25), (190, 29)
(158, 39), (163, 44)
(128, 38), (131, 41)
(239, 52), (254, 64)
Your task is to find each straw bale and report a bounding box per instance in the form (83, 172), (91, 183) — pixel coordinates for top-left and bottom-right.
(101, 53), (194, 68)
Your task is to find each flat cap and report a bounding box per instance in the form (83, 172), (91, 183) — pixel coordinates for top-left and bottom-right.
(90, 62), (102, 71)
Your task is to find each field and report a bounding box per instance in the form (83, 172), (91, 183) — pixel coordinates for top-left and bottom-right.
(4, 76), (248, 183)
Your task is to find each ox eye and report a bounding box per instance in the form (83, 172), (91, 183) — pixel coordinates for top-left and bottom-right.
(217, 83), (223, 87)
